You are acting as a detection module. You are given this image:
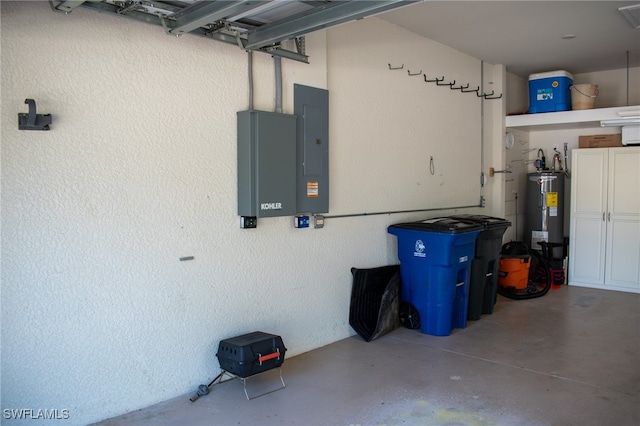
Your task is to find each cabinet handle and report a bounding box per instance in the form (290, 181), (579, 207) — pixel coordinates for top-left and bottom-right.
(603, 212), (605, 221)
(608, 212), (611, 222)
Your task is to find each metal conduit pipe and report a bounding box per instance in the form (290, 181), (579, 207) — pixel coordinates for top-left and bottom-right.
(274, 56), (283, 113)
(480, 60), (485, 187)
(248, 50), (254, 110)
(322, 203), (481, 220)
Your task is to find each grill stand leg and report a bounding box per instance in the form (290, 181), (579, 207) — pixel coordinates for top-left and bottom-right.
(219, 368), (286, 400)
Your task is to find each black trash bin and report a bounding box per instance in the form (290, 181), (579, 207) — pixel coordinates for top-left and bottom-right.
(449, 214), (511, 320)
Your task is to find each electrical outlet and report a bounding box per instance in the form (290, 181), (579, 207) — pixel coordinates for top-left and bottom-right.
(240, 216), (257, 229)
(314, 215), (325, 229)
(294, 215), (310, 228)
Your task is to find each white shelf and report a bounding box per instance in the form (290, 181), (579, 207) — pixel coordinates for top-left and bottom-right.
(506, 105), (640, 131)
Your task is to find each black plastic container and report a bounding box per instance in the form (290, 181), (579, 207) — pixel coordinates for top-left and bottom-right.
(349, 265), (401, 342)
(449, 214), (511, 320)
(216, 331), (286, 378)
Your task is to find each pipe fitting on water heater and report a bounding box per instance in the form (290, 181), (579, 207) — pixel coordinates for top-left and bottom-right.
(535, 149), (546, 171)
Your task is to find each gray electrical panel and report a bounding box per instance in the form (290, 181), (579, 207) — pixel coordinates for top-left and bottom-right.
(237, 110), (297, 218)
(294, 84), (329, 214)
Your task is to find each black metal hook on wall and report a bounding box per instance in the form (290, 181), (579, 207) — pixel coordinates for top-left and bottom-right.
(18, 99), (51, 131)
(388, 63), (404, 70)
(407, 69), (422, 76)
(484, 92), (503, 100)
(477, 90), (503, 99)
(437, 79), (454, 86)
(461, 85), (480, 94)
(451, 83), (469, 90)
(424, 75), (444, 83)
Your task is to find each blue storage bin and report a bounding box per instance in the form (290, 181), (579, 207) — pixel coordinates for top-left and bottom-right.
(529, 70), (573, 113)
(388, 218), (482, 336)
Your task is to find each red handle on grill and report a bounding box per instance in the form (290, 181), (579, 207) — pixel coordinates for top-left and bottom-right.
(258, 349), (280, 364)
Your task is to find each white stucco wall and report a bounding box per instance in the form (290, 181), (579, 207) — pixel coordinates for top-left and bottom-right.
(1, 3), (501, 424)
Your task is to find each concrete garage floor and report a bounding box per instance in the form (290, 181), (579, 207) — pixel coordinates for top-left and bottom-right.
(95, 286), (639, 425)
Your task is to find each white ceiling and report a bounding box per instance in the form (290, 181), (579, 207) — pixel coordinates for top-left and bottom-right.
(379, 1), (640, 77)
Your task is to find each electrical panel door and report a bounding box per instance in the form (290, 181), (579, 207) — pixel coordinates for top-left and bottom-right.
(237, 110), (297, 218)
(294, 84), (329, 214)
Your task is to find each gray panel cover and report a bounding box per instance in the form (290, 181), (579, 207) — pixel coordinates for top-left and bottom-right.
(237, 110), (297, 218)
(294, 84), (329, 214)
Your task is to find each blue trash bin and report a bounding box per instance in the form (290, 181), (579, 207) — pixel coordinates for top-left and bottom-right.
(388, 218), (483, 336)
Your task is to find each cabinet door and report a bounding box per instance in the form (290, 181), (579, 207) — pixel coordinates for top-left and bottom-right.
(569, 149), (608, 285)
(605, 148), (640, 289)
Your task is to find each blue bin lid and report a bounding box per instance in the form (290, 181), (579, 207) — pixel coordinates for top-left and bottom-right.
(448, 214), (511, 230)
(389, 217), (483, 234)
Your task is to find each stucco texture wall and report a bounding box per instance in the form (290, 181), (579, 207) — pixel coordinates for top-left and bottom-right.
(1, 2), (499, 424)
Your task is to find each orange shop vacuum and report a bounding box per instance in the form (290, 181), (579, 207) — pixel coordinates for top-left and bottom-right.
(498, 241), (551, 299)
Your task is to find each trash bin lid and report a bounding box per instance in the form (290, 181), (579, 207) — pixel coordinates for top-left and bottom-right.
(449, 214), (511, 230)
(389, 217), (484, 234)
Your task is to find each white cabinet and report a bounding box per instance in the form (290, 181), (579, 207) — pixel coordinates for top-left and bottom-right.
(569, 147), (640, 293)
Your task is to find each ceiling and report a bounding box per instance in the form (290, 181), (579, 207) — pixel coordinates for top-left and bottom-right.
(380, 1), (640, 77)
(52, 1), (640, 77)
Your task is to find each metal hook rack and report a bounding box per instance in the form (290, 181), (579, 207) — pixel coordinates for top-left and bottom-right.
(390, 64), (503, 99)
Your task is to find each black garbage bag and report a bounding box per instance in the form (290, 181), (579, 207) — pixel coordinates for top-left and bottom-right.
(349, 265), (401, 342)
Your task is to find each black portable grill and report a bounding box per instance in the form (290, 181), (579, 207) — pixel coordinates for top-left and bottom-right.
(215, 331), (287, 399)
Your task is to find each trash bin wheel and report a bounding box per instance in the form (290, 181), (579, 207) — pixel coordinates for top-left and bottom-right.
(399, 302), (420, 329)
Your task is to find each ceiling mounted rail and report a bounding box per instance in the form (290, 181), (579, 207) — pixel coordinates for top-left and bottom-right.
(244, 0), (418, 50)
(168, 1), (267, 35)
(51, 0), (91, 13)
(49, 0), (419, 63)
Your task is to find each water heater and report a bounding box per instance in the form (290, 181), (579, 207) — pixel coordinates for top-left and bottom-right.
(525, 172), (565, 250)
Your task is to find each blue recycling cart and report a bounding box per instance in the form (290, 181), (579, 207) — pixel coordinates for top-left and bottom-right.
(388, 218), (482, 336)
